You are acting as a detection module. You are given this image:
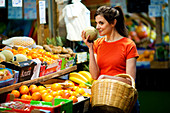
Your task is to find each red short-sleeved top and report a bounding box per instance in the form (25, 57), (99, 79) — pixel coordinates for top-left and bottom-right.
(93, 37), (139, 77)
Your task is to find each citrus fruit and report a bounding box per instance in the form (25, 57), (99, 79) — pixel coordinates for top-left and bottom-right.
(42, 93), (49, 101)
(70, 91), (79, 97)
(44, 95), (54, 102)
(51, 83), (62, 91)
(32, 92), (41, 101)
(62, 92), (71, 99)
(72, 86), (79, 91)
(37, 86), (46, 91)
(82, 93), (91, 97)
(50, 91), (59, 97)
(21, 94), (31, 100)
(40, 90), (48, 94)
(29, 84), (38, 94)
(11, 90), (20, 98)
(57, 90), (64, 97)
(55, 95), (62, 99)
(76, 88), (85, 95)
(19, 85), (29, 95)
(68, 96), (78, 103)
(47, 88), (52, 93)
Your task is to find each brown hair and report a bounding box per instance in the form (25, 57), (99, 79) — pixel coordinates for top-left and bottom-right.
(94, 6), (128, 37)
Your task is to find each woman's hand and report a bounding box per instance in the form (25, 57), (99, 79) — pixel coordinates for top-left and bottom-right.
(81, 30), (94, 50)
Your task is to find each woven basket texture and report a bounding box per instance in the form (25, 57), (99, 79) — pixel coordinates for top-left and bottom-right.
(91, 74), (138, 113)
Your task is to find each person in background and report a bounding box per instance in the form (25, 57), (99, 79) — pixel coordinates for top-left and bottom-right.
(81, 6), (139, 113)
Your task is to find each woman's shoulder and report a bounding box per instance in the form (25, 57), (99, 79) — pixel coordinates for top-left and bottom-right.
(94, 37), (105, 44)
(122, 37), (136, 45)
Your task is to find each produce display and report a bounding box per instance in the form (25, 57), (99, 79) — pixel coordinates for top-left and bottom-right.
(10, 80), (91, 104)
(69, 71), (94, 87)
(137, 50), (155, 62)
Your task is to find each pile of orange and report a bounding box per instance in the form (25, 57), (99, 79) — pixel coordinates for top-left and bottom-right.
(10, 81), (91, 103)
(6, 47), (59, 65)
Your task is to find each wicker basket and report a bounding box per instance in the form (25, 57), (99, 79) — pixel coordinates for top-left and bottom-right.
(91, 74), (138, 113)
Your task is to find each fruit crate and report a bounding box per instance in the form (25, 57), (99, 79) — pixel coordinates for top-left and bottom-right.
(3, 94), (73, 113)
(0, 60), (37, 82)
(73, 96), (90, 113)
(0, 68), (19, 88)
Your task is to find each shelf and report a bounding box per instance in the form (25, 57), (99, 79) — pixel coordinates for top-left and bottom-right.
(0, 65), (77, 94)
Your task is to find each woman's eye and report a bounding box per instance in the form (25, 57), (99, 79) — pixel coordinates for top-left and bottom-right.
(99, 22), (104, 25)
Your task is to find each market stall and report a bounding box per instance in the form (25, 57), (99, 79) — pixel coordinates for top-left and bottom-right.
(0, 0), (170, 113)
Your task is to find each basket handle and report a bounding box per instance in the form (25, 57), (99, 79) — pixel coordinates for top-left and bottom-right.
(115, 74), (135, 89)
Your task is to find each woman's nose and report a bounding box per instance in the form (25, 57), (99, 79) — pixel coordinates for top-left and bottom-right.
(96, 24), (100, 30)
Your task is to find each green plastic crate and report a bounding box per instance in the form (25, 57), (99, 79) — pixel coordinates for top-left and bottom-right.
(30, 98), (73, 113)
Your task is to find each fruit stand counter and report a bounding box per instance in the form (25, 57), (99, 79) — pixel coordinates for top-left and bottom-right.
(0, 65), (77, 95)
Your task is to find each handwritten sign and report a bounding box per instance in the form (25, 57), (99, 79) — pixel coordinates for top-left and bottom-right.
(8, 0), (22, 19)
(39, 1), (46, 24)
(12, 0), (22, 7)
(150, 0), (168, 5)
(24, 0), (37, 19)
(110, 0), (127, 14)
(149, 5), (162, 17)
(0, 0), (5, 7)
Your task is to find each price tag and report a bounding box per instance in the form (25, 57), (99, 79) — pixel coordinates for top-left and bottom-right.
(150, 0), (167, 5)
(149, 5), (162, 17)
(12, 0), (22, 7)
(0, 0), (5, 7)
(39, 0), (46, 24)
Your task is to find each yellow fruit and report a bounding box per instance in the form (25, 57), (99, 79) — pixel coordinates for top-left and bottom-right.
(69, 72), (88, 83)
(78, 71), (93, 83)
(69, 77), (86, 84)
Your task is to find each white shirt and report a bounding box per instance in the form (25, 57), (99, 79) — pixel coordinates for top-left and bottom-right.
(63, 2), (91, 41)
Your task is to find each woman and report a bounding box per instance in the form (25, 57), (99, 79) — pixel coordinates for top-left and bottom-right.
(81, 6), (139, 113)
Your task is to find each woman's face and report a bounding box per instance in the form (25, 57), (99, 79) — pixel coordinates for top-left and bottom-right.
(95, 15), (113, 36)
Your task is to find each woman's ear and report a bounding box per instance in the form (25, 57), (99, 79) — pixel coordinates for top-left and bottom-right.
(111, 19), (117, 27)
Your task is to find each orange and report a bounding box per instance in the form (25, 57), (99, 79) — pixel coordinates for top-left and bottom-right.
(44, 95), (54, 102)
(68, 96), (78, 103)
(32, 92), (41, 101)
(51, 83), (62, 91)
(19, 85), (29, 95)
(40, 90), (48, 94)
(51, 55), (59, 60)
(79, 83), (88, 88)
(42, 93), (49, 101)
(29, 84), (38, 94)
(17, 47), (24, 51)
(62, 92), (71, 99)
(38, 49), (46, 54)
(50, 91), (59, 97)
(76, 88), (85, 95)
(11, 90), (20, 98)
(45, 52), (52, 57)
(47, 88), (53, 93)
(70, 91), (79, 97)
(37, 86), (46, 91)
(143, 50), (150, 58)
(57, 90), (64, 97)
(82, 93), (91, 97)
(72, 86), (79, 91)
(55, 95), (62, 99)
(31, 54), (38, 59)
(21, 94), (31, 100)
